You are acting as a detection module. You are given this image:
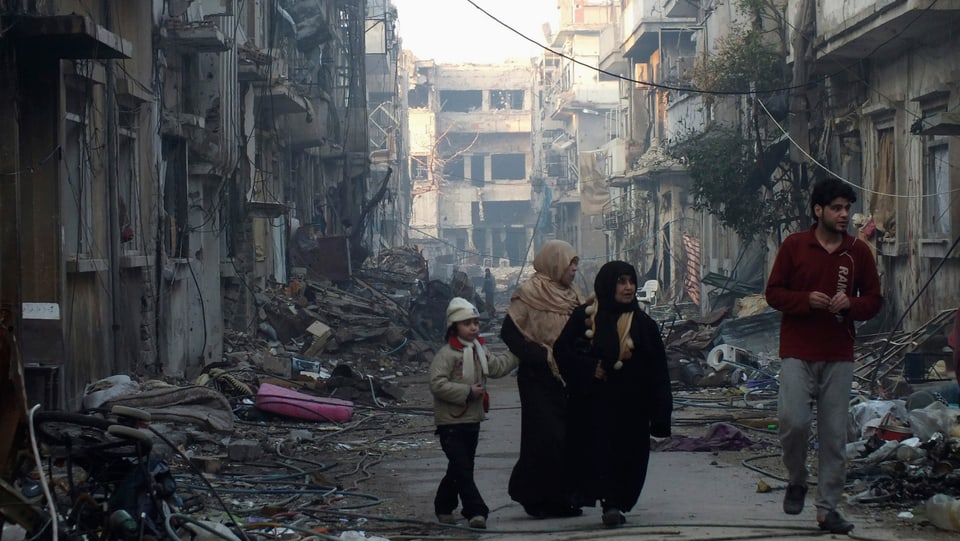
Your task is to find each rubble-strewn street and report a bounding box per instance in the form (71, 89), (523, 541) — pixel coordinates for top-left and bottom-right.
(4, 0), (960, 540)
(6, 254), (959, 540)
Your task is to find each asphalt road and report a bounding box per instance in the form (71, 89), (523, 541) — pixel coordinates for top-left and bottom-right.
(373, 365), (955, 541)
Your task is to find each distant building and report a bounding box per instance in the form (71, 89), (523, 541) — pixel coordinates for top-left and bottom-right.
(406, 57), (538, 277)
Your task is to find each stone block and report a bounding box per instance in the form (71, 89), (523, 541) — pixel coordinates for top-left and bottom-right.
(227, 439), (263, 462)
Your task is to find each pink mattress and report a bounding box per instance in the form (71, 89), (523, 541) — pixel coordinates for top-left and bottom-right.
(255, 383), (353, 422)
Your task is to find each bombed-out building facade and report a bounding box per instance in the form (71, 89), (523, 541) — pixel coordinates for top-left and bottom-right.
(0, 0), (397, 406)
(407, 59), (538, 278)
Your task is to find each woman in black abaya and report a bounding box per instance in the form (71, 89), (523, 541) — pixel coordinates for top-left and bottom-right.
(553, 260), (673, 527)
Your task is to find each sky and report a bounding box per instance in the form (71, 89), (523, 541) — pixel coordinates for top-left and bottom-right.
(390, 0), (560, 63)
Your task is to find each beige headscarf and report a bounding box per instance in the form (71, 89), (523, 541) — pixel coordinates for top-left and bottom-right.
(507, 240), (584, 382)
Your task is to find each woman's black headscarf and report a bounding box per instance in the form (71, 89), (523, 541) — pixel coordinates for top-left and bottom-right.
(590, 261), (640, 366)
(594, 260), (640, 315)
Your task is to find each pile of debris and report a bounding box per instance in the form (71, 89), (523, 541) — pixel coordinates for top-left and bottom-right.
(219, 245), (506, 411)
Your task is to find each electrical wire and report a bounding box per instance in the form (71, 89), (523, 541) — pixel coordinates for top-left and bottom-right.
(186, 257), (209, 365)
(27, 405), (58, 541)
(758, 99), (960, 199)
(0, 144), (61, 176)
(464, 0), (945, 97)
(146, 425), (253, 541)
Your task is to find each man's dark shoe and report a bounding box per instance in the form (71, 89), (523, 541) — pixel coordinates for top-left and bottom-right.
(601, 508), (626, 527)
(782, 484), (807, 515)
(818, 510), (854, 534)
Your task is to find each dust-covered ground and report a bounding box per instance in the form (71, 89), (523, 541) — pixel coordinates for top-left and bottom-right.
(171, 326), (959, 541)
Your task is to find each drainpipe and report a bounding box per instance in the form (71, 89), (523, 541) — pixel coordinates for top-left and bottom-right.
(105, 1), (122, 372)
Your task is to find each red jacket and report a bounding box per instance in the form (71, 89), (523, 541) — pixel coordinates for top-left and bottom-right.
(766, 226), (882, 361)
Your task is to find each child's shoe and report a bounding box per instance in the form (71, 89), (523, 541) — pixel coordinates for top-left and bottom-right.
(468, 515), (486, 529)
(436, 513), (457, 524)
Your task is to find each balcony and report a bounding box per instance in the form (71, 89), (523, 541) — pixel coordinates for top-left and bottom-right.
(254, 84), (310, 115)
(550, 18), (609, 48)
(12, 14), (131, 59)
(598, 24), (629, 76)
(817, 0), (960, 65)
(238, 44), (271, 82)
(551, 83), (621, 119)
(621, 0), (697, 61)
(626, 144), (687, 186)
(160, 19), (229, 53)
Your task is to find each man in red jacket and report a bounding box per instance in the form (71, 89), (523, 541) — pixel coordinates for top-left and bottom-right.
(766, 177), (882, 534)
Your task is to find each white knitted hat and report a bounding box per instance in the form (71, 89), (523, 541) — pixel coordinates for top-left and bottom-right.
(446, 297), (480, 328)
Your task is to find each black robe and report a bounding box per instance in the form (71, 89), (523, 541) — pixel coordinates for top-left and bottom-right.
(500, 315), (575, 512)
(553, 303), (673, 512)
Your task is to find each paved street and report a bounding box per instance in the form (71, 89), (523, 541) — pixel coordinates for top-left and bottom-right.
(378, 371), (951, 541)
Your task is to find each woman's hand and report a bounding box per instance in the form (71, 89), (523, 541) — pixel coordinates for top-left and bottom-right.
(594, 364), (607, 381)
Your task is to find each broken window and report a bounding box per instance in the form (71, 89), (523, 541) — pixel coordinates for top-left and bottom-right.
(411, 154), (429, 180)
(546, 151), (565, 178)
(491, 154), (525, 180)
(871, 126), (896, 239)
(443, 156), (464, 180)
(471, 200), (531, 224)
(490, 89), (524, 110)
(63, 100), (94, 257)
(408, 84), (429, 108)
(440, 90), (481, 112)
(470, 155), (485, 186)
(923, 132), (950, 239)
(118, 106), (140, 249)
(162, 136), (189, 258)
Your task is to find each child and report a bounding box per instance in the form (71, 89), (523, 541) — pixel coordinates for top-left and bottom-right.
(429, 297), (518, 529)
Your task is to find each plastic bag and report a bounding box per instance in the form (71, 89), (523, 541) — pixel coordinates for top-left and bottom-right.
(907, 402), (959, 440)
(848, 399), (907, 440)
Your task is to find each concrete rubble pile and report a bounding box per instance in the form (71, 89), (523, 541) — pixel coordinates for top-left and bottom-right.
(218, 246), (451, 409)
(656, 295), (783, 390)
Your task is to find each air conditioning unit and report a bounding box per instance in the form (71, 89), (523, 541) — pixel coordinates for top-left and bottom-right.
(603, 210), (621, 231)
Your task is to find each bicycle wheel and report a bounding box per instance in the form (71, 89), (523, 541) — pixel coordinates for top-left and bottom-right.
(33, 411), (148, 458)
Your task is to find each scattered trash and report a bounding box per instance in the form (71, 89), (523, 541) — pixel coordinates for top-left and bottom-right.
(925, 493), (960, 532)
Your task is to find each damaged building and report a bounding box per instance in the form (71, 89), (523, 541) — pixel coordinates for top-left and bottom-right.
(562, 0), (960, 326)
(535, 0), (622, 285)
(0, 0), (375, 407)
(407, 58), (538, 278)
(603, 0), (753, 311)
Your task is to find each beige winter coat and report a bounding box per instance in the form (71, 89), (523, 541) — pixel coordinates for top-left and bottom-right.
(429, 342), (518, 426)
